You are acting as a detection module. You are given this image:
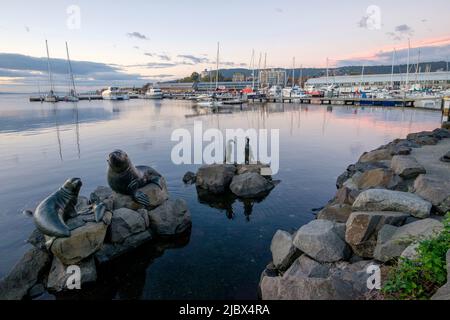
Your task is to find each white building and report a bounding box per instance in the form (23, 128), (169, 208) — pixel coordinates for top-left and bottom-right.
(305, 71), (450, 92)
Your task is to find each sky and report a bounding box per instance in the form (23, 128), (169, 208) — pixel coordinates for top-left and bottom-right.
(0, 0), (449, 92)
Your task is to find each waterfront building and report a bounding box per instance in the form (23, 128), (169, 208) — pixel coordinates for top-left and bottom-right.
(305, 71), (450, 92)
(259, 69), (287, 87)
(232, 73), (246, 82)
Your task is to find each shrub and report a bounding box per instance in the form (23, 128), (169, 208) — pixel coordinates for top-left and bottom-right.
(382, 215), (450, 300)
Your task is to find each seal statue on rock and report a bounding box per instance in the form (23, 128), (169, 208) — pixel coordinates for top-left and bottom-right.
(107, 150), (163, 207)
(34, 178), (82, 238)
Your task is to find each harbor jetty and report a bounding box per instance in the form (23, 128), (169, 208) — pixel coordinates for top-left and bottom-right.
(260, 125), (450, 300)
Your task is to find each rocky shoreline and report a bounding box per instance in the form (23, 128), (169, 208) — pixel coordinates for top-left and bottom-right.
(260, 126), (450, 300)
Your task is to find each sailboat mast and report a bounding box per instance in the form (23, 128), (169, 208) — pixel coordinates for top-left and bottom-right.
(415, 49), (421, 85)
(46, 40), (54, 92)
(391, 48), (396, 88)
(66, 41), (77, 96)
(257, 52), (262, 89)
(406, 38), (411, 89)
(215, 42), (220, 90)
(251, 49), (255, 90)
(292, 57), (295, 86)
(326, 57), (329, 86)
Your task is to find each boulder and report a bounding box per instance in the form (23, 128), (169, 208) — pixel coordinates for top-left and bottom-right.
(0, 247), (51, 300)
(113, 177), (169, 210)
(260, 275), (353, 300)
(334, 187), (360, 206)
(110, 208), (147, 243)
(391, 156), (426, 179)
(293, 220), (350, 263)
(355, 168), (398, 190)
(90, 186), (113, 203)
(432, 250), (450, 300)
(148, 199), (191, 236)
(442, 122), (450, 130)
(359, 149), (392, 163)
(353, 189), (432, 219)
(28, 284), (45, 299)
(95, 231), (152, 264)
(195, 164), (236, 194)
(441, 151), (450, 163)
(270, 230), (301, 271)
(345, 211), (409, 258)
(401, 243), (420, 261)
(260, 260), (372, 300)
(47, 257), (97, 292)
(407, 131), (438, 146)
(236, 164), (271, 176)
(374, 218), (444, 262)
(229, 172), (275, 198)
(283, 255), (330, 279)
(27, 229), (47, 251)
(317, 204), (353, 223)
(414, 175), (450, 214)
(75, 196), (90, 213)
(182, 171), (197, 184)
(51, 221), (108, 265)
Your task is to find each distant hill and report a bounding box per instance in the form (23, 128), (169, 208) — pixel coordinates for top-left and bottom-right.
(166, 61), (448, 83)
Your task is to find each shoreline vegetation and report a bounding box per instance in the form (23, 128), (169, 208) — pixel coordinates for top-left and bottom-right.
(260, 124), (450, 300)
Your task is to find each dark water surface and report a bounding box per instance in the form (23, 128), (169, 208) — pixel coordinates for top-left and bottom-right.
(0, 94), (442, 299)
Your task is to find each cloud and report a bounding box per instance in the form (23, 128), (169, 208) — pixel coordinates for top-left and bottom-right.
(0, 53), (146, 82)
(275, 8), (283, 13)
(25, 26), (30, 33)
(387, 24), (414, 41)
(177, 54), (209, 64)
(336, 43), (450, 67)
(133, 46), (140, 50)
(126, 32), (149, 40)
(144, 52), (171, 61)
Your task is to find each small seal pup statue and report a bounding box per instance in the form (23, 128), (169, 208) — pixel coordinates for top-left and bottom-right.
(107, 150), (162, 207)
(34, 177), (82, 238)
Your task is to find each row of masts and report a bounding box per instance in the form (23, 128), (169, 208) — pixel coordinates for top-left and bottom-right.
(43, 40), (78, 102)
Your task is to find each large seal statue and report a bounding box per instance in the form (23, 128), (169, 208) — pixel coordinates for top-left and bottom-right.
(107, 150), (162, 207)
(34, 178), (82, 238)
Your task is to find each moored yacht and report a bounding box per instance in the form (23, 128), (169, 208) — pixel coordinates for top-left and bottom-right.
(144, 87), (163, 99)
(102, 87), (130, 100)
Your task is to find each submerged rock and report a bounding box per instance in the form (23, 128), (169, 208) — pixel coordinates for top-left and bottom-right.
(195, 164), (236, 194)
(293, 220), (350, 263)
(0, 247), (51, 300)
(353, 189), (432, 219)
(229, 172), (275, 198)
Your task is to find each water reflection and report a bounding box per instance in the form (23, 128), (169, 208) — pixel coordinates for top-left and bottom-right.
(196, 187), (275, 222)
(55, 231), (191, 300)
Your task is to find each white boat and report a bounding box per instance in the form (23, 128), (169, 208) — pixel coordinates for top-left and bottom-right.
(282, 86), (307, 99)
(102, 87), (130, 100)
(44, 90), (58, 103)
(268, 85), (282, 99)
(144, 87), (163, 99)
(197, 100), (223, 108)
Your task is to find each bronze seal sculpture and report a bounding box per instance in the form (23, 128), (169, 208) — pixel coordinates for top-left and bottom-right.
(107, 150), (162, 207)
(34, 178), (82, 238)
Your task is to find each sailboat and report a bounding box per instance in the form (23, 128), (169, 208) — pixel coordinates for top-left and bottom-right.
(64, 41), (79, 102)
(44, 40), (58, 103)
(197, 42), (223, 108)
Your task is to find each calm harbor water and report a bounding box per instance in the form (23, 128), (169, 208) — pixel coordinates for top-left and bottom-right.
(0, 94), (442, 299)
